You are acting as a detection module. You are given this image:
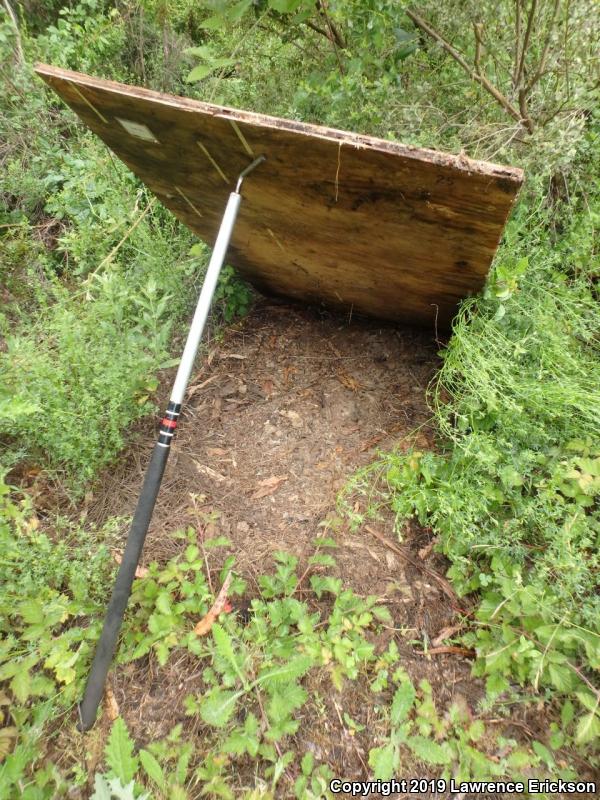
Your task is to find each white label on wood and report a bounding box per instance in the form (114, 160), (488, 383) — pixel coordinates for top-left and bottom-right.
(116, 117), (159, 143)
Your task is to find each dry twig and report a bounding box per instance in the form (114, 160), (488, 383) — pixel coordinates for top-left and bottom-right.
(365, 525), (464, 609)
(406, 8), (532, 132)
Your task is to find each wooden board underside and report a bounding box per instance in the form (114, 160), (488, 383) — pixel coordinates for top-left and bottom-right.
(35, 64), (523, 328)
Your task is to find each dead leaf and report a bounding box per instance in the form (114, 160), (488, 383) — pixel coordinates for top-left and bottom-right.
(207, 348), (218, 366)
(112, 551), (148, 578)
(337, 368), (364, 392)
(360, 435), (383, 451)
(419, 645), (475, 658)
(193, 572), (233, 635)
(207, 447), (228, 457)
(432, 623), (464, 648)
(283, 365), (297, 385)
(104, 686), (120, 722)
(262, 379), (275, 397)
(218, 379), (239, 398)
(0, 726), (17, 762)
(251, 474), (288, 499)
(194, 462), (228, 483)
(418, 540), (437, 560)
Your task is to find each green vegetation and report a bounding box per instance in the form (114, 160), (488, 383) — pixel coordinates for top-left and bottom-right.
(1, 0), (598, 796)
(1, 492), (565, 796)
(373, 186), (600, 744)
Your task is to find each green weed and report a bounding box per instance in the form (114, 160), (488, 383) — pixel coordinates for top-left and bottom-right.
(0, 471), (114, 797)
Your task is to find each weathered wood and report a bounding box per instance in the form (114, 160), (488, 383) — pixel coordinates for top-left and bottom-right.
(35, 63), (523, 328)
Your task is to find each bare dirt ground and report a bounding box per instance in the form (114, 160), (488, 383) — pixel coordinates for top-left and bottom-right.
(79, 300), (551, 798)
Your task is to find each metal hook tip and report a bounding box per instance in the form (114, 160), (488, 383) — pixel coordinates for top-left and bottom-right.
(236, 155), (266, 192)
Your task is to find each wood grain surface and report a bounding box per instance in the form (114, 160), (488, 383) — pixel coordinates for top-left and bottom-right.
(35, 63), (523, 328)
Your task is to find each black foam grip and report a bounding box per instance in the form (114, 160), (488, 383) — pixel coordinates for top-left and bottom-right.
(78, 442), (170, 730)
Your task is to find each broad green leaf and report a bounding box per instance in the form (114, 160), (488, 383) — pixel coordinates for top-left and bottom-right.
(90, 774), (112, 800)
(175, 745), (192, 784)
(184, 45), (213, 58)
(312, 536), (338, 549)
(575, 712), (600, 744)
(575, 690), (600, 714)
(507, 749), (532, 769)
(269, 0), (304, 12)
(561, 699), (575, 727)
(372, 605), (393, 623)
(108, 779), (147, 800)
(223, 713), (260, 756)
(485, 672), (509, 696)
(368, 742), (397, 780)
(468, 720), (485, 742)
(185, 544), (200, 562)
(310, 575), (342, 598)
(10, 669), (31, 703)
(407, 735), (451, 765)
(18, 599), (44, 625)
(514, 256), (529, 275)
(267, 683), (307, 723)
(212, 623), (240, 676)
(301, 751), (314, 775)
(228, 0), (253, 21)
(186, 64), (215, 82)
(155, 640), (170, 667)
(201, 14), (225, 30)
(186, 58), (235, 83)
(257, 656), (312, 689)
(390, 681), (415, 725)
(155, 592), (171, 615)
(199, 688), (242, 727)
(308, 553), (336, 567)
(548, 663), (574, 692)
(53, 648), (80, 684)
(105, 717), (139, 785)
(139, 749), (166, 790)
(532, 740), (554, 767)
(204, 536), (232, 549)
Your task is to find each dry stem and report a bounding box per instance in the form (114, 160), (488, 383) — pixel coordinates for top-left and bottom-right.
(405, 8), (532, 132)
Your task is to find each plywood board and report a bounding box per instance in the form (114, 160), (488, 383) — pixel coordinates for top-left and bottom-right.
(35, 63), (523, 328)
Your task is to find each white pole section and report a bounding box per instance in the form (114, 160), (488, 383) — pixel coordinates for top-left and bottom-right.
(170, 190), (242, 405)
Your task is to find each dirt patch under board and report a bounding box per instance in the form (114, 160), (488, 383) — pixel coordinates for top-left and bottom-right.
(76, 300), (554, 798)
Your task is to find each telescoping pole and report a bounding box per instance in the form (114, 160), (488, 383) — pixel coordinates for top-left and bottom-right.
(78, 155), (266, 731)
